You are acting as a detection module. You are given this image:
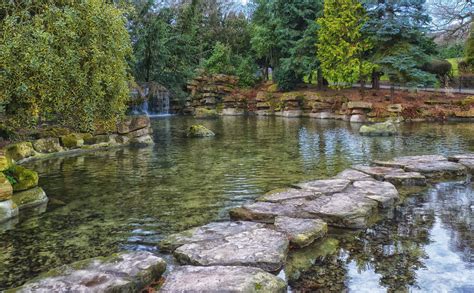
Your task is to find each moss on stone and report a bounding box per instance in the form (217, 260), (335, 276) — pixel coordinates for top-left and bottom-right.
(11, 187), (47, 209)
(0, 173), (13, 201)
(6, 165), (39, 192)
(187, 125), (215, 137)
(5, 142), (35, 162)
(60, 134), (84, 149)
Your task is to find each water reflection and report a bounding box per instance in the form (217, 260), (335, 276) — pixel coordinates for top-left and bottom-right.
(0, 117), (473, 289)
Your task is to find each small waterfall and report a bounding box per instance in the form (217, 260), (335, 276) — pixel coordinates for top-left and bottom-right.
(131, 82), (172, 117)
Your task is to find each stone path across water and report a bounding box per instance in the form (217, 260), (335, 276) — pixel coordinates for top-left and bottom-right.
(11, 154), (474, 292)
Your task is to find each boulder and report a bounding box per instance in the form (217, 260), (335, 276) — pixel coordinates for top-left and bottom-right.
(160, 266), (287, 293)
(359, 121), (398, 136)
(160, 221), (265, 252)
(0, 173), (13, 201)
(187, 125), (215, 137)
(13, 252), (166, 292)
(347, 101), (372, 110)
(294, 179), (351, 194)
(12, 187), (48, 209)
(257, 188), (319, 203)
(33, 137), (63, 153)
(125, 127), (152, 139)
(7, 165), (39, 192)
(0, 199), (19, 223)
(85, 134), (117, 145)
(0, 153), (13, 171)
(194, 108), (219, 119)
(274, 216), (327, 248)
(5, 142), (35, 162)
(130, 135), (154, 147)
(117, 115), (150, 134)
(350, 114), (367, 123)
(174, 228), (289, 272)
(60, 134), (84, 149)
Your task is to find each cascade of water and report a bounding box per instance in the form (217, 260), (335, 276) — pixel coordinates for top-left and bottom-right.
(131, 83), (172, 117)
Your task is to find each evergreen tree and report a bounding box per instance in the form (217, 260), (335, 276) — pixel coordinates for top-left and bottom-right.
(317, 0), (373, 88)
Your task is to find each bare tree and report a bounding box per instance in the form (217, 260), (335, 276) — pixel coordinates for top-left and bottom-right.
(428, 0), (473, 41)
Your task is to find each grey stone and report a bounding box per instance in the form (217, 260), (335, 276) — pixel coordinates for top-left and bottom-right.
(174, 228), (289, 272)
(448, 153), (474, 162)
(334, 169), (374, 181)
(12, 187), (48, 210)
(257, 188), (319, 203)
(282, 110), (303, 118)
(117, 115), (150, 134)
(294, 179), (351, 194)
(359, 121), (398, 136)
(130, 134), (154, 147)
(352, 180), (399, 208)
(159, 266), (287, 293)
(352, 165), (405, 181)
(274, 216), (327, 248)
(229, 200), (313, 223)
(126, 127), (152, 139)
(350, 114), (367, 123)
(0, 199), (19, 223)
(222, 108), (245, 116)
(384, 172), (427, 186)
(187, 125), (215, 137)
(458, 159), (474, 173)
(160, 221), (265, 251)
(32, 138), (63, 153)
(13, 251), (166, 293)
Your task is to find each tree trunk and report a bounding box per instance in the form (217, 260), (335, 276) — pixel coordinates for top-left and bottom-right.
(371, 70), (380, 90)
(317, 68), (324, 89)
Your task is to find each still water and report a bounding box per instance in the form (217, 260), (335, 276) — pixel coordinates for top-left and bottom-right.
(0, 116), (473, 291)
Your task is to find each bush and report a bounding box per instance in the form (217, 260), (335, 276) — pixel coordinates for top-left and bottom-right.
(0, 1), (133, 132)
(203, 42), (234, 75)
(235, 56), (259, 87)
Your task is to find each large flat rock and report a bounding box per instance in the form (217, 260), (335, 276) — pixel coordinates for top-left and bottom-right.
(159, 221), (264, 251)
(274, 216), (327, 248)
(352, 180), (399, 208)
(174, 228), (289, 272)
(229, 200), (314, 223)
(334, 169), (373, 181)
(293, 179), (350, 194)
(13, 251), (166, 292)
(159, 266), (287, 292)
(448, 154), (474, 174)
(257, 188), (319, 203)
(458, 159), (474, 173)
(0, 199), (19, 224)
(351, 165), (405, 181)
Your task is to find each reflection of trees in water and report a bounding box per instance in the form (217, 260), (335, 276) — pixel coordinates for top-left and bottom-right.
(428, 182), (473, 267)
(290, 193), (436, 292)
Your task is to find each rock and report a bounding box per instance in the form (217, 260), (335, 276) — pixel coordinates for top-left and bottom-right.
(160, 221), (265, 252)
(117, 115), (150, 134)
(294, 179), (350, 194)
(393, 155), (467, 178)
(222, 108), (245, 116)
(448, 153), (474, 162)
(229, 201), (313, 223)
(86, 134), (117, 145)
(14, 251), (166, 292)
(60, 134), (84, 149)
(351, 165), (405, 181)
(7, 165), (39, 192)
(33, 138), (63, 153)
(194, 108), (219, 119)
(174, 228), (289, 272)
(115, 135), (130, 145)
(0, 154), (13, 171)
(0, 173), (13, 201)
(160, 266), (287, 293)
(347, 101), (372, 110)
(6, 142), (35, 162)
(130, 135), (154, 147)
(126, 127), (152, 139)
(387, 104), (403, 113)
(384, 172), (427, 186)
(187, 125), (215, 137)
(309, 112), (335, 119)
(282, 110), (303, 118)
(458, 159), (474, 173)
(350, 114), (367, 123)
(12, 187), (48, 209)
(454, 108), (474, 118)
(274, 216), (327, 248)
(359, 121), (398, 136)
(352, 180), (399, 208)
(257, 188), (319, 203)
(301, 193), (379, 229)
(0, 200), (19, 223)
(334, 169), (373, 181)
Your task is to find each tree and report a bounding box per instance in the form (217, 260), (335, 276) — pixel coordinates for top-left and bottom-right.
(317, 0), (373, 88)
(0, 0), (133, 131)
(364, 0), (437, 87)
(428, 0), (472, 41)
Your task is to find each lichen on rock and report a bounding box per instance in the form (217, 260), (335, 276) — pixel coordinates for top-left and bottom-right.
(186, 125), (215, 137)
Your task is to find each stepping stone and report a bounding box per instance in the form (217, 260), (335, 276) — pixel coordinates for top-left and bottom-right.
(351, 165), (405, 181)
(301, 193), (379, 229)
(293, 179), (350, 194)
(383, 172), (427, 186)
(352, 180), (399, 208)
(458, 159), (474, 173)
(257, 188), (319, 203)
(448, 153), (474, 162)
(334, 169), (373, 181)
(159, 221), (264, 251)
(173, 228), (289, 272)
(12, 187), (48, 210)
(159, 266), (287, 292)
(14, 252), (166, 292)
(274, 216), (327, 248)
(229, 200), (314, 223)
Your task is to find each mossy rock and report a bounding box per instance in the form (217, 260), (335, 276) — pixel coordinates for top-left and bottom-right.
(0, 199), (18, 224)
(359, 121), (398, 136)
(0, 173), (13, 201)
(36, 127), (71, 139)
(187, 125), (215, 137)
(6, 165), (39, 192)
(194, 108), (219, 119)
(12, 187), (48, 209)
(461, 96), (474, 106)
(0, 154), (13, 172)
(33, 137), (63, 153)
(60, 134), (85, 149)
(5, 142), (35, 162)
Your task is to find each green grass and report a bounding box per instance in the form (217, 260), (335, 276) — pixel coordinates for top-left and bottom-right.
(447, 58), (462, 77)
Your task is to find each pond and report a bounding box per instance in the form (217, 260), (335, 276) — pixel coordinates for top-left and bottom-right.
(0, 116), (473, 291)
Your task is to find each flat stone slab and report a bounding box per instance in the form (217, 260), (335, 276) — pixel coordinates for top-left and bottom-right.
(229, 200), (315, 223)
(12, 187), (48, 210)
(257, 188), (319, 203)
(458, 159), (474, 173)
(293, 179), (350, 194)
(0, 199), (19, 224)
(159, 221), (264, 251)
(14, 252), (166, 292)
(174, 228), (289, 272)
(352, 180), (399, 208)
(351, 165), (405, 180)
(352, 165), (426, 186)
(334, 169), (373, 181)
(448, 153), (474, 162)
(159, 266), (287, 292)
(274, 216), (327, 248)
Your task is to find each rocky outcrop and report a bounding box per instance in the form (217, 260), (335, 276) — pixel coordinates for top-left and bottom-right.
(359, 121), (398, 136)
(222, 93), (247, 116)
(160, 266), (287, 292)
(117, 115), (150, 134)
(173, 228), (289, 272)
(11, 252), (166, 292)
(186, 125), (215, 137)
